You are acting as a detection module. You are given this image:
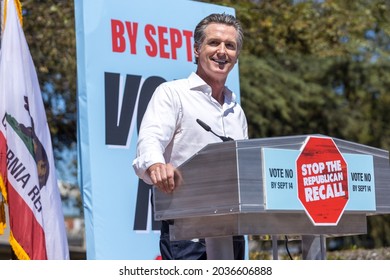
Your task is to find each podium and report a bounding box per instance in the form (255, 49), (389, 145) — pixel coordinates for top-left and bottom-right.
(153, 135), (390, 259)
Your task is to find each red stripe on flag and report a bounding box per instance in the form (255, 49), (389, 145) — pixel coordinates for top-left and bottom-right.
(7, 182), (47, 259)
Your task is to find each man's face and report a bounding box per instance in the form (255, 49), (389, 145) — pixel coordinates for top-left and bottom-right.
(194, 23), (239, 83)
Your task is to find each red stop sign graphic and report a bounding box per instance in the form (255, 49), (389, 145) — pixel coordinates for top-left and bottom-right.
(296, 136), (349, 225)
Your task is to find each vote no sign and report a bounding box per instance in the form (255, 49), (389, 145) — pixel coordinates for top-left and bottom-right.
(296, 136), (349, 225)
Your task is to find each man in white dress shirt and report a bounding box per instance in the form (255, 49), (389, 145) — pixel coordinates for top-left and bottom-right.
(133, 13), (248, 260)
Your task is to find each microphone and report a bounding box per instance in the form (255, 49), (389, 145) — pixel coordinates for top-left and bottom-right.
(196, 119), (234, 142)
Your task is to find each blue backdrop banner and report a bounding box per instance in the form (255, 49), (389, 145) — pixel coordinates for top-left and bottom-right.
(74, 0), (240, 259)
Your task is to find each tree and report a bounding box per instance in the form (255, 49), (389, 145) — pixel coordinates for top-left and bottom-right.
(21, 0), (77, 180)
(213, 0), (390, 149)
(21, 1), (77, 152)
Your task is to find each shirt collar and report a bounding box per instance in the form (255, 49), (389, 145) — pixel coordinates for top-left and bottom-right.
(188, 72), (236, 103)
(188, 72), (208, 90)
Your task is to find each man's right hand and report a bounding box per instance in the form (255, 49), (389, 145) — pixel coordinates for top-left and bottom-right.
(147, 163), (176, 193)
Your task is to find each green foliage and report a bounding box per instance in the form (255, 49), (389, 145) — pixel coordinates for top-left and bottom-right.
(205, 0), (390, 151)
(22, 0), (77, 153)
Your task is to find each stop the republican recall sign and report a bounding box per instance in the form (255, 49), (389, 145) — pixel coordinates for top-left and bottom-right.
(262, 135), (376, 226)
(296, 136), (349, 225)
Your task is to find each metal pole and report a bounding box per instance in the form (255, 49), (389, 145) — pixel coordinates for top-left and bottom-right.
(272, 235), (279, 260)
(205, 236), (234, 260)
(301, 235), (326, 260)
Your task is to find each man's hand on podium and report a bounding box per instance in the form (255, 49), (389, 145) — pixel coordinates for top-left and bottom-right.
(148, 163), (177, 193)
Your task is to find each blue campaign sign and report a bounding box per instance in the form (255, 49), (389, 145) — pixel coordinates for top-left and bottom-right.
(74, 0), (239, 259)
(343, 153), (376, 211)
(262, 149), (302, 210)
(263, 148), (376, 212)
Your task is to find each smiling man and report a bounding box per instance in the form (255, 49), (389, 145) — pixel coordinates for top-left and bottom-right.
(132, 13), (248, 260)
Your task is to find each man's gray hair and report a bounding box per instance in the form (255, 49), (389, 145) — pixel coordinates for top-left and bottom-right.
(193, 13), (244, 64)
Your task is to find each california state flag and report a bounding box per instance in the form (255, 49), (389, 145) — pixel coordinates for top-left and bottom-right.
(0, 0), (69, 259)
